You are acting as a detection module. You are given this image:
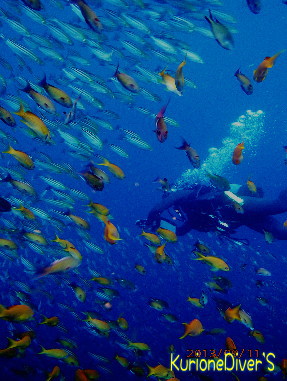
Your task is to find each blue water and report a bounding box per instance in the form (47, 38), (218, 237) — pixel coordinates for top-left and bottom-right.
(0, 0), (286, 380)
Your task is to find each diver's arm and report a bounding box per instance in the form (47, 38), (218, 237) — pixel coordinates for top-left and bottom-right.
(146, 190), (194, 226)
(241, 191), (287, 215)
(244, 215), (287, 240)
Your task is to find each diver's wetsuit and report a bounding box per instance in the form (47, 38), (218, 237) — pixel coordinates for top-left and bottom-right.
(142, 184), (287, 240)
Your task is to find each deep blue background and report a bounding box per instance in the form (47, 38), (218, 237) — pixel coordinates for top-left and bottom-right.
(0, 0), (286, 380)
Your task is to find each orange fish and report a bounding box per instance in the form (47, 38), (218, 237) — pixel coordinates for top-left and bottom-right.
(225, 337), (237, 353)
(154, 100), (170, 143)
(253, 50), (284, 82)
(232, 142), (244, 165)
(0, 304), (34, 322)
(104, 220), (121, 244)
(179, 318), (204, 339)
(224, 305), (241, 323)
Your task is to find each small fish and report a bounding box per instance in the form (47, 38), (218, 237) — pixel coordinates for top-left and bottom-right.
(250, 329), (264, 343)
(232, 142), (244, 165)
(97, 158), (125, 179)
(71, 0), (103, 32)
(114, 64), (139, 93)
(0, 106), (16, 126)
(154, 100), (170, 143)
(35, 256), (81, 278)
(64, 95), (81, 124)
(156, 227), (177, 242)
(14, 104), (51, 141)
(253, 51), (284, 82)
(39, 75), (72, 108)
(263, 230), (274, 244)
(247, 179), (257, 193)
(176, 137), (200, 168)
(2, 145), (34, 170)
(175, 55), (187, 94)
(20, 82), (56, 114)
(179, 319), (204, 339)
(256, 267), (271, 276)
(194, 252), (229, 271)
(205, 10), (234, 50)
(158, 69), (181, 96)
(0, 304), (34, 322)
(234, 69), (253, 95)
(147, 364), (174, 379)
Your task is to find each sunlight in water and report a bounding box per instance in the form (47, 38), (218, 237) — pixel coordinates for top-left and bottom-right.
(174, 110), (265, 190)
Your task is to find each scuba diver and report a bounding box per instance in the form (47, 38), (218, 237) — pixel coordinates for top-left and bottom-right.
(136, 182), (287, 241)
(0, 197), (11, 212)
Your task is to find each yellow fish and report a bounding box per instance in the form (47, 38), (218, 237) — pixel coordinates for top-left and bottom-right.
(140, 231), (161, 245)
(175, 55), (187, 94)
(156, 227), (177, 242)
(159, 68), (181, 96)
(3, 145), (34, 169)
(98, 158), (125, 179)
(14, 104), (51, 141)
(194, 252), (229, 271)
(38, 346), (69, 359)
(13, 205), (35, 219)
(128, 342), (150, 351)
(39, 75), (72, 108)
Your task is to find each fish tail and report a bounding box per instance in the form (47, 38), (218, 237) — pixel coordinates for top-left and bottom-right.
(38, 345), (46, 354)
(158, 66), (167, 76)
(147, 365), (154, 377)
(114, 63), (120, 77)
(14, 103), (25, 116)
(1, 173), (13, 182)
(38, 75), (47, 88)
(204, 15), (211, 24)
(234, 68), (241, 76)
(20, 82), (33, 93)
(2, 145), (13, 154)
(0, 304), (5, 317)
(7, 337), (16, 348)
(175, 137), (189, 150)
(98, 158), (109, 166)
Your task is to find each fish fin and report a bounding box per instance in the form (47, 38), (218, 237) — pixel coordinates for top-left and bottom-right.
(204, 16), (211, 24)
(175, 137), (189, 150)
(14, 103), (25, 116)
(2, 145), (13, 154)
(20, 82), (33, 93)
(38, 345), (46, 354)
(114, 63), (120, 77)
(38, 75), (47, 88)
(1, 174), (12, 183)
(0, 305), (5, 316)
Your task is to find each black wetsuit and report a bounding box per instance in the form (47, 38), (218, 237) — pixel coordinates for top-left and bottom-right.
(144, 184), (287, 240)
